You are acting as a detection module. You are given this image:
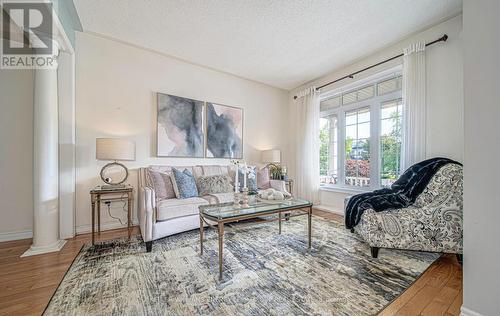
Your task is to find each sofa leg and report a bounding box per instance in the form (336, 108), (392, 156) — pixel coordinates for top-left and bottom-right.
(456, 253), (463, 265)
(371, 247), (379, 258)
(146, 241), (153, 253)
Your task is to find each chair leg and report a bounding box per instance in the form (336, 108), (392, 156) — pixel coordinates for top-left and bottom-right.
(370, 247), (379, 258)
(146, 241), (153, 253)
(456, 253), (463, 265)
(350, 228), (355, 233)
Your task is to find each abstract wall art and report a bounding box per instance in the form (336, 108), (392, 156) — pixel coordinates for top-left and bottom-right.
(157, 93), (204, 157)
(206, 102), (243, 158)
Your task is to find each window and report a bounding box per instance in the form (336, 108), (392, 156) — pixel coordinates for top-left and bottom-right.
(320, 114), (338, 184)
(380, 100), (402, 187)
(345, 108), (371, 187)
(319, 73), (403, 190)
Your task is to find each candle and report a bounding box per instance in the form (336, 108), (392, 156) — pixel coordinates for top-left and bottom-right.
(234, 163), (239, 193)
(243, 162), (247, 189)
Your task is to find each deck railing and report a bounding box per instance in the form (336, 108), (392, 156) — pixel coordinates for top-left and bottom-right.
(320, 175), (396, 188)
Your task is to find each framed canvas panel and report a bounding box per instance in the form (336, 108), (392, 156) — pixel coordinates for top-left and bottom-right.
(157, 93), (204, 157)
(205, 102), (243, 158)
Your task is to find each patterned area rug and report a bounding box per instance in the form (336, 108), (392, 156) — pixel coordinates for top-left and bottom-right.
(44, 216), (439, 315)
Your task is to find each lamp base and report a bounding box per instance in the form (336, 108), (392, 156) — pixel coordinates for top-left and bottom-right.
(100, 161), (129, 187)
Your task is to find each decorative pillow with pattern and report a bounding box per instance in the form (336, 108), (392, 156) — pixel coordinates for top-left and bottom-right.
(196, 175), (233, 196)
(171, 168), (199, 199)
(146, 169), (176, 200)
(257, 167), (271, 190)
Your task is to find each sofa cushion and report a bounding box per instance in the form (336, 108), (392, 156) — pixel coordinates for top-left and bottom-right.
(172, 168), (199, 199)
(156, 197), (208, 222)
(257, 167), (271, 189)
(197, 174), (233, 196)
(148, 166), (204, 179)
(201, 192), (234, 204)
(146, 169), (176, 200)
(200, 165), (229, 176)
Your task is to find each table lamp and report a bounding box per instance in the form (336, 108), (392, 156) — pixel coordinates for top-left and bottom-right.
(261, 149), (281, 167)
(96, 138), (135, 188)
(261, 149), (284, 179)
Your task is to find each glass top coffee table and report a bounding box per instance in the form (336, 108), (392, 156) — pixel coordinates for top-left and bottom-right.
(199, 199), (313, 280)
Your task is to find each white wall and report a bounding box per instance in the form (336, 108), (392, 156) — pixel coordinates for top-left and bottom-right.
(462, 1), (500, 315)
(75, 32), (289, 232)
(0, 69), (34, 241)
(289, 15), (463, 211)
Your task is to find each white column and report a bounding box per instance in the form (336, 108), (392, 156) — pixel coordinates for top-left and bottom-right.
(58, 51), (76, 239)
(22, 41), (66, 257)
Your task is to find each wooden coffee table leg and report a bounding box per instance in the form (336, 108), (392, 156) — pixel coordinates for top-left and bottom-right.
(218, 223), (224, 280)
(308, 206), (312, 249)
(278, 212), (282, 234)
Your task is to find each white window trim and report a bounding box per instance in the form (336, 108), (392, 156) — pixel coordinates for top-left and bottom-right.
(320, 69), (403, 191)
(319, 184), (370, 194)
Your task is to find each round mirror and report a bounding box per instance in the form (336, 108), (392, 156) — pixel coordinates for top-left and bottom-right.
(100, 162), (128, 185)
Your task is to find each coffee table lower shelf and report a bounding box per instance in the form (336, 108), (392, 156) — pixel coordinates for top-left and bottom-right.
(199, 201), (313, 280)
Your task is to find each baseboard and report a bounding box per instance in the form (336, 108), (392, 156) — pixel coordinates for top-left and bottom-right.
(76, 220), (139, 235)
(0, 222), (139, 241)
(0, 229), (33, 242)
(314, 204), (344, 216)
(461, 306), (485, 316)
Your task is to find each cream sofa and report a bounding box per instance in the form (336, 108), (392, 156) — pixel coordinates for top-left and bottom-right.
(138, 164), (289, 252)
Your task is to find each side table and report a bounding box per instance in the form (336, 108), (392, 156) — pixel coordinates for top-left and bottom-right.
(90, 185), (134, 245)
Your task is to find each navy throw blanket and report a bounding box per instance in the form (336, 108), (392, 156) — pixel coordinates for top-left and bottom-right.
(345, 157), (462, 229)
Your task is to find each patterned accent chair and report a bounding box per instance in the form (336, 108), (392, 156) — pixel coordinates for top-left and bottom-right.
(353, 163), (463, 262)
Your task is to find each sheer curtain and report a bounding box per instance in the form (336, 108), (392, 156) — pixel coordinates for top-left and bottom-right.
(293, 87), (320, 204)
(401, 42), (426, 171)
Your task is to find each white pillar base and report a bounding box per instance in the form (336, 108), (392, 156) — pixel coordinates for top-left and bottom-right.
(21, 239), (66, 257)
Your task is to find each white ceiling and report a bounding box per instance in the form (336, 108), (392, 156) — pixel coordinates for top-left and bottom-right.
(73, 0), (462, 90)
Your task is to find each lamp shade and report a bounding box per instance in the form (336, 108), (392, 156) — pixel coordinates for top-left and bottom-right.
(261, 149), (281, 163)
(96, 138), (135, 161)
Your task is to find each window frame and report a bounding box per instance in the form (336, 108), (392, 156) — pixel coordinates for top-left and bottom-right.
(379, 98), (403, 187)
(319, 69), (403, 192)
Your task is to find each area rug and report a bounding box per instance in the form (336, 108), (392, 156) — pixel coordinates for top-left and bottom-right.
(44, 216), (439, 316)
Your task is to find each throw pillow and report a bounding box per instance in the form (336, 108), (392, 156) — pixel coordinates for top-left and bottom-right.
(170, 174), (180, 198)
(196, 175), (233, 196)
(171, 168), (199, 199)
(238, 167), (258, 192)
(256, 167), (271, 190)
(146, 169), (176, 200)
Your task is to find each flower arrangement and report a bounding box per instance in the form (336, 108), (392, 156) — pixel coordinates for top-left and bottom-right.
(269, 164), (283, 180)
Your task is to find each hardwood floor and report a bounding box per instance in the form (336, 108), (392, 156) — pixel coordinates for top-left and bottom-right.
(0, 227), (140, 316)
(0, 211), (462, 316)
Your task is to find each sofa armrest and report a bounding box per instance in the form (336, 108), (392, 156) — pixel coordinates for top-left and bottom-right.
(269, 179), (291, 197)
(138, 186), (155, 242)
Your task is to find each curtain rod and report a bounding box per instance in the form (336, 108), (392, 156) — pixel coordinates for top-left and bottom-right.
(293, 34), (448, 99)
